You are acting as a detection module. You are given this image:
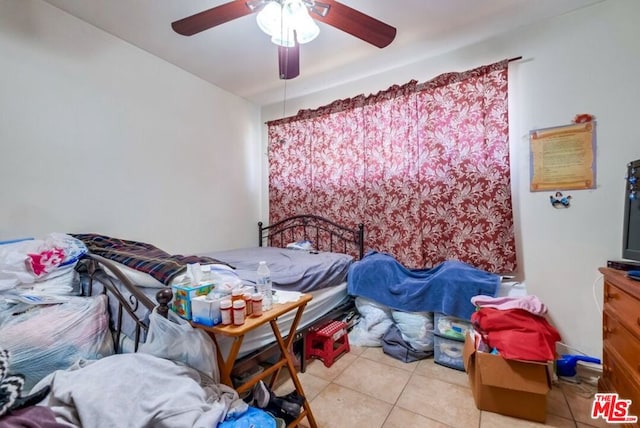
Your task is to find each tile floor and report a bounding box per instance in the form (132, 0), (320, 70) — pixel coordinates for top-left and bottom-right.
(274, 346), (610, 428)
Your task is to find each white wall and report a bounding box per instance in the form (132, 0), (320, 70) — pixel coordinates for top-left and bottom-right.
(261, 0), (640, 358)
(0, 0), (263, 254)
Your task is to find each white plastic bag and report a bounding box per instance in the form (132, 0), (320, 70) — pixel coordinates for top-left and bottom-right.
(0, 295), (114, 391)
(391, 310), (435, 352)
(348, 297), (394, 347)
(140, 309), (219, 383)
(0, 233), (87, 291)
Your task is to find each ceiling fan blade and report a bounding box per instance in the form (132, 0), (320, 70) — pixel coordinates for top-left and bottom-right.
(311, 0), (396, 48)
(278, 44), (300, 80)
(171, 1), (256, 36)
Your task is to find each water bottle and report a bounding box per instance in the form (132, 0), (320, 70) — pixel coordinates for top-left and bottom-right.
(256, 261), (273, 311)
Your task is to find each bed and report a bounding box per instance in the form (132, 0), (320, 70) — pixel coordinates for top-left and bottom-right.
(76, 214), (365, 375)
(0, 215), (363, 427)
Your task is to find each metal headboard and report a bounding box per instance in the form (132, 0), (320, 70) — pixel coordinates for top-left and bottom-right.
(258, 214), (364, 259)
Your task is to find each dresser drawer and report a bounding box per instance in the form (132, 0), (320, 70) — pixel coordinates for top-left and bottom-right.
(604, 280), (640, 340)
(603, 311), (640, 380)
(602, 348), (640, 424)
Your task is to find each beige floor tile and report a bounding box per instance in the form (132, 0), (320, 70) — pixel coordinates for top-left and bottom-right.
(560, 381), (610, 427)
(395, 374), (480, 427)
(348, 345), (368, 357)
(413, 358), (469, 388)
(359, 346), (420, 373)
(289, 341), (606, 428)
(546, 385), (573, 420)
(304, 351), (358, 382)
(480, 411), (575, 427)
(309, 383), (393, 428)
(273, 370), (330, 402)
(333, 357), (412, 404)
(382, 407), (451, 428)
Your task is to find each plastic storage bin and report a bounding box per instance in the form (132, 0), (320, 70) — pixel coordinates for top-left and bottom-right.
(434, 334), (465, 371)
(434, 312), (472, 341)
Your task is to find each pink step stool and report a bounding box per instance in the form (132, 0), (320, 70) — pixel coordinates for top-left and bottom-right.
(305, 320), (350, 368)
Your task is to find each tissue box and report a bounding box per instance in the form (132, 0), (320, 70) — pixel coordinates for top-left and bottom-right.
(171, 282), (214, 320)
(191, 295), (222, 326)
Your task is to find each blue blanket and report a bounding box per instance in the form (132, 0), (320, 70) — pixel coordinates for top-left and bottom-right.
(347, 252), (500, 320)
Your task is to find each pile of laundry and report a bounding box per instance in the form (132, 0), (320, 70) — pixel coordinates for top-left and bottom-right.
(470, 295), (561, 362)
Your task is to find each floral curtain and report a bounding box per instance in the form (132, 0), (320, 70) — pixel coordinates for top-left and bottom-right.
(267, 60), (516, 273)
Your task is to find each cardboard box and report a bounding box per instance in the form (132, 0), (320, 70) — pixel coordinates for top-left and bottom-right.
(463, 333), (551, 423)
(171, 282), (214, 320)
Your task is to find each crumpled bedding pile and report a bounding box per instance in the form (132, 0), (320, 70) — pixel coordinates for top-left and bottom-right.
(32, 353), (247, 428)
(0, 349), (249, 428)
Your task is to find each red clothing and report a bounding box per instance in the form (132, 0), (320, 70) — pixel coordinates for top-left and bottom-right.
(471, 307), (561, 361)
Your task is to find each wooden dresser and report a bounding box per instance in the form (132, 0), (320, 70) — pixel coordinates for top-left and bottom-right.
(599, 267), (640, 425)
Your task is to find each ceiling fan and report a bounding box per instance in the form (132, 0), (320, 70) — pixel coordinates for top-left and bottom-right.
(171, 0), (396, 80)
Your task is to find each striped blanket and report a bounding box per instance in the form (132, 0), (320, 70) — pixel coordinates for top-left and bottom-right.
(72, 234), (230, 286)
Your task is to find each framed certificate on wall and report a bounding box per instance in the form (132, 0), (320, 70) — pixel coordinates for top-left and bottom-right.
(529, 122), (596, 192)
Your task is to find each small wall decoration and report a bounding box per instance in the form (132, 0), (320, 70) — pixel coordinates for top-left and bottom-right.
(627, 164), (638, 201)
(550, 192), (572, 208)
(530, 114), (596, 192)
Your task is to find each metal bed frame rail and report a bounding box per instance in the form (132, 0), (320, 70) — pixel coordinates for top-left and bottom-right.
(259, 214), (364, 259)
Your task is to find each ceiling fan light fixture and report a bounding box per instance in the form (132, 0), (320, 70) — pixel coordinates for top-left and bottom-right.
(256, 1), (282, 36)
(292, 11), (319, 44)
(256, 0), (319, 46)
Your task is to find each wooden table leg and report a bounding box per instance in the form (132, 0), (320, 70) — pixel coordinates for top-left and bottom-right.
(207, 332), (244, 387)
(269, 303), (317, 428)
(196, 295), (316, 427)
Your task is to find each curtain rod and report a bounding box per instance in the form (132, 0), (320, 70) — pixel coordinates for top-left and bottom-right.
(508, 56), (523, 62)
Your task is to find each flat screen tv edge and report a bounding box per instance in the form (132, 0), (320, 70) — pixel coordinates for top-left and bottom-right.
(622, 159), (640, 263)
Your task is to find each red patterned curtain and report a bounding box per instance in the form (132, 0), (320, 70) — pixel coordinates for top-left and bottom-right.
(267, 60), (516, 273)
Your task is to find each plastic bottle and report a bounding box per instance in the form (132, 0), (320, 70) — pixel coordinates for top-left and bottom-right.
(220, 299), (233, 325)
(243, 292), (253, 316)
(232, 300), (246, 326)
(256, 261), (273, 311)
(251, 293), (263, 317)
(231, 288), (243, 304)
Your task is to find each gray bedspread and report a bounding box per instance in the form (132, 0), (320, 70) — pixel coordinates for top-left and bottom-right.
(204, 246), (353, 292)
(33, 353), (247, 428)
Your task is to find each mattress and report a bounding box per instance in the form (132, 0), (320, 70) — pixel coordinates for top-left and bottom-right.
(200, 246), (353, 292)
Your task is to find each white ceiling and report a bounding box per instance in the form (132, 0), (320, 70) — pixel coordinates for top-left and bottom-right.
(41, 0), (604, 106)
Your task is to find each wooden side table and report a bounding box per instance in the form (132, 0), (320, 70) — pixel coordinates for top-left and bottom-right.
(195, 293), (317, 428)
